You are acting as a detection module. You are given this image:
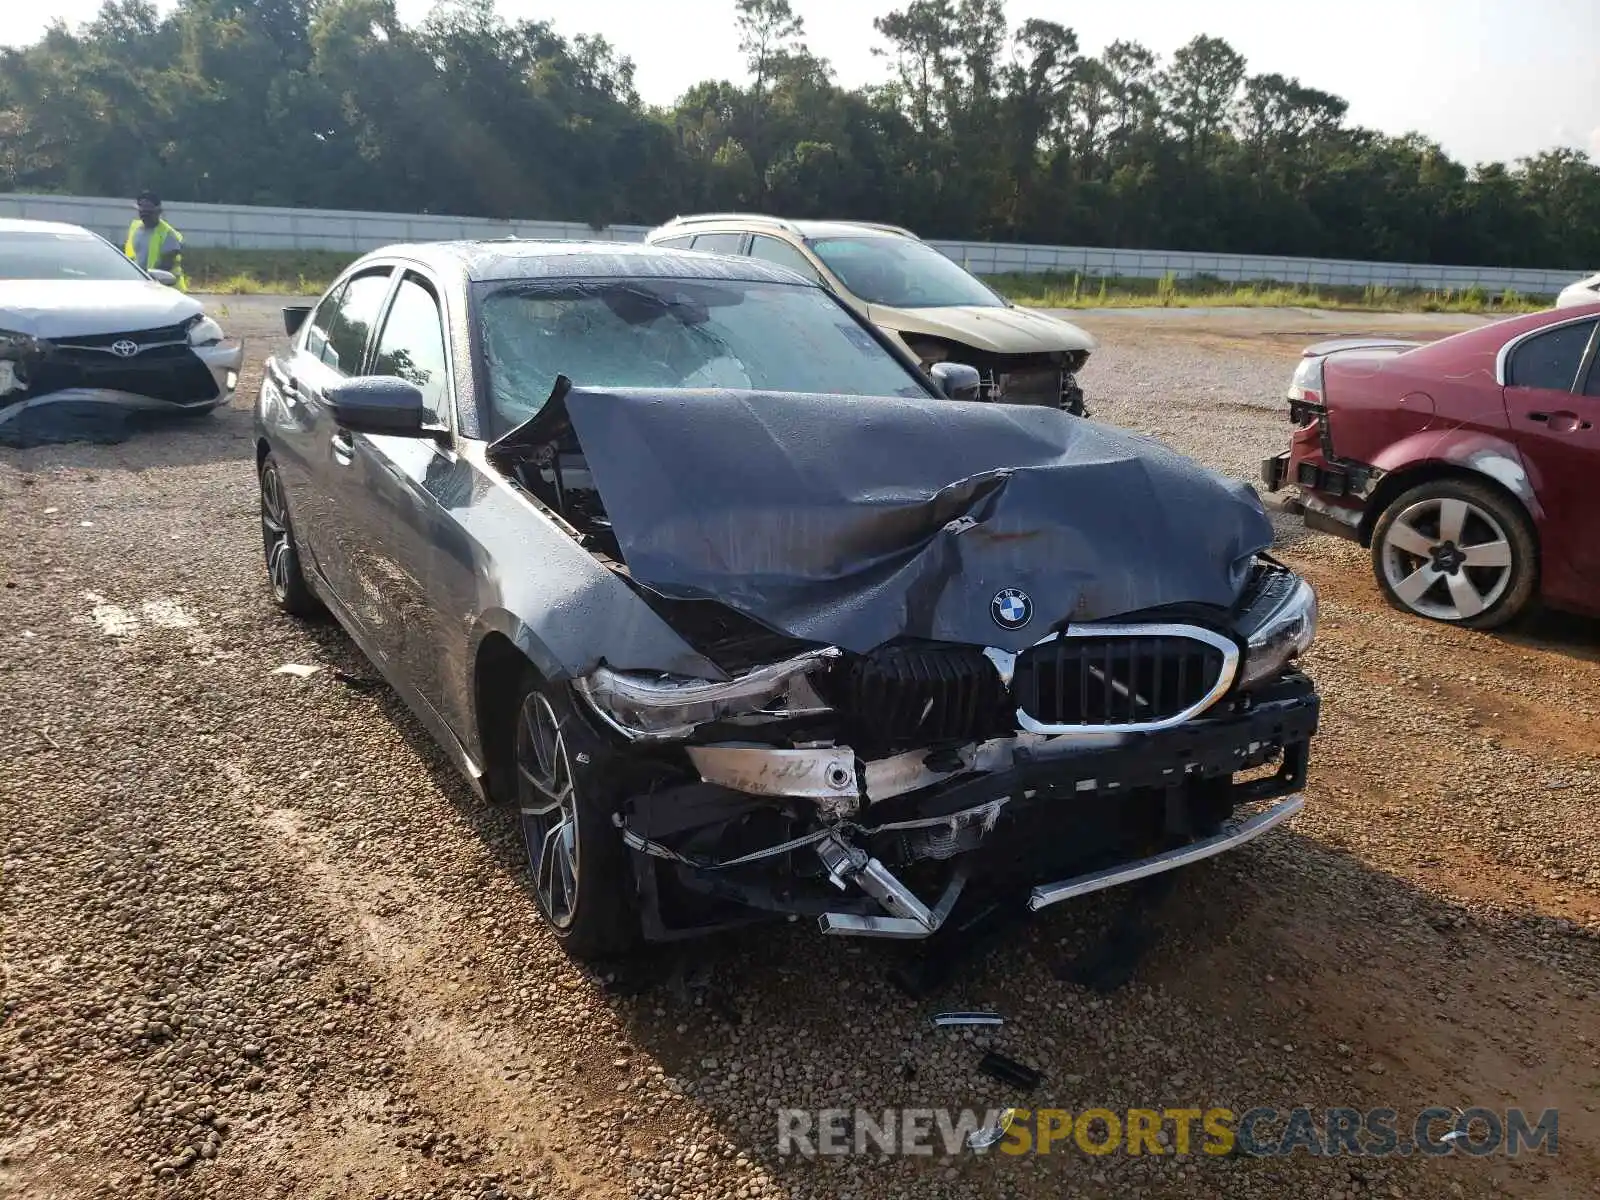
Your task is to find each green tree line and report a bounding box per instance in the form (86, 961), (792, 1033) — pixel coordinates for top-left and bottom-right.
(3, 0), (1597, 269)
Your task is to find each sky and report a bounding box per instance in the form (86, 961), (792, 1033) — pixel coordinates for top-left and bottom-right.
(5, 0), (1598, 167)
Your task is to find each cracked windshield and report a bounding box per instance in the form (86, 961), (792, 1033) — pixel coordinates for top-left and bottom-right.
(481, 277), (928, 425)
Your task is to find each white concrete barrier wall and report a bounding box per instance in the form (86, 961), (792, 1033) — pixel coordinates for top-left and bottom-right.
(0, 191), (1582, 294)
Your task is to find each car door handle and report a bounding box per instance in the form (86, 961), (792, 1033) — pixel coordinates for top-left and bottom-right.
(331, 430), (355, 463)
(1527, 410), (1592, 432)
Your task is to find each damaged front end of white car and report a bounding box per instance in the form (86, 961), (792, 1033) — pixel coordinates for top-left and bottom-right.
(0, 300), (242, 447)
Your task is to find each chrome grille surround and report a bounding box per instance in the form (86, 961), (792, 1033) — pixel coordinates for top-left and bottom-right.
(989, 623), (1240, 736)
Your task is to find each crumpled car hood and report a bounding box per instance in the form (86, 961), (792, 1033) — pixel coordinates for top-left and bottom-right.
(869, 302), (1097, 356)
(558, 387), (1273, 654)
(0, 280), (203, 339)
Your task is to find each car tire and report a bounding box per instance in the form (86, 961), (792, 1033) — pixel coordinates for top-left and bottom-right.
(1369, 478), (1536, 630)
(511, 670), (640, 960)
(258, 453), (324, 619)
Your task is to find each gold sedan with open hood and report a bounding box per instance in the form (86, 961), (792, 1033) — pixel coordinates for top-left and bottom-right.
(644, 214), (1098, 414)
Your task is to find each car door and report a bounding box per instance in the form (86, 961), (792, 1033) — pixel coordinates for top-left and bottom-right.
(286, 266), (396, 608)
(265, 279), (346, 576)
(1501, 315), (1600, 582)
(326, 268), (461, 714)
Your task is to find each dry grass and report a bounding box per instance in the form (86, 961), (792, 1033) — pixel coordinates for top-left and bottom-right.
(181, 248), (357, 294)
(991, 269), (1551, 313)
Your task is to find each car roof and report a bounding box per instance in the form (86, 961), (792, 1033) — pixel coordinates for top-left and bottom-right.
(356, 239), (815, 286)
(790, 221), (908, 241)
(652, 214), (917, 241)
(0, 217), (98, 237)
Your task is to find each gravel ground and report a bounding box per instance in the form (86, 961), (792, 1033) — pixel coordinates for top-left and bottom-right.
(2, 301), (1598, 1200)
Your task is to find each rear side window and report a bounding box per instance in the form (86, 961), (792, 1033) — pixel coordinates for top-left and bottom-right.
(653, 235), (694, 249)
(1507, 319), (1596, 391)
(319, 269), (393, 375)
(749, 234), (822, 283)
(690, 232), (745, 254)
(371, 273), (450, 424)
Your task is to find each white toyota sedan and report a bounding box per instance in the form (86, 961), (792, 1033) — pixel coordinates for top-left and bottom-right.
(0, 217), (243, 445)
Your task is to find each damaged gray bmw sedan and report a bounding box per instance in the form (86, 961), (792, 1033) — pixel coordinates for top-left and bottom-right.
(255, 240), (1320, 960)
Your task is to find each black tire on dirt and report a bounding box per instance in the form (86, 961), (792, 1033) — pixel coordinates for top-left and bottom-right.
(510, 669), (640, 960)
(258, 453), (324, 619)
(1369, 477), (1537, 631)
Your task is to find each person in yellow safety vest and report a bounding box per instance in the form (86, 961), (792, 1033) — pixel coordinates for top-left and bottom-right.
(123, 191), (188, 288)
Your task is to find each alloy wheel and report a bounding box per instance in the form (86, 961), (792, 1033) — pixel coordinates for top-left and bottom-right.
(516, 691), (581, 929)
(259, 462), (295, 603)
(1379, 496), (1514, 622)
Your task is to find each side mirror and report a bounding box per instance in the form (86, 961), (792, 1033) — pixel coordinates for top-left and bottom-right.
(930, 361), (982, 402)
(325, 376), (428, 437)
(282, 305), (312, 337)
(148, 269), (177, 287)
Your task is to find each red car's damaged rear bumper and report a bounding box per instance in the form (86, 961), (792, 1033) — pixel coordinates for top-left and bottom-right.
(1260, 400), (1379, 543)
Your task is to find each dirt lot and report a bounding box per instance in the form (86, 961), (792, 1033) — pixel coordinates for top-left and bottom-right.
(2, 300), (1598, 1200)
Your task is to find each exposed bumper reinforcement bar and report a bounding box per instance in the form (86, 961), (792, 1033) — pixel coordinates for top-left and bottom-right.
(1027, 793), (1304, 912)
(812, 794), (1303, 937)
(817, 862), (968, 938)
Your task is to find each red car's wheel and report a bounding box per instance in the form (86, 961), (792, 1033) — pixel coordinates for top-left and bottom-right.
(1370, 479), (1536, 630)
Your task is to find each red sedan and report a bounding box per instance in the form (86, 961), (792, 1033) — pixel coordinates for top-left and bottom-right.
(1262, 301), (1600, 629)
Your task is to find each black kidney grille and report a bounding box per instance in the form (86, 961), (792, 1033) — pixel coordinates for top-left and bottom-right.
(1014, 635), (1228, 727)
(832, 643), (1008, 752)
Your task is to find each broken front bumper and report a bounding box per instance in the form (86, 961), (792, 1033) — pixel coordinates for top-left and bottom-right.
(620, 673), (1318, 940)
(0, 337), (244, 431)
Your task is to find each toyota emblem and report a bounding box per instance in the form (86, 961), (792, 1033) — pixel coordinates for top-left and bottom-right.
(110, 339), (140, 358)
(990, 588), (1033, 631)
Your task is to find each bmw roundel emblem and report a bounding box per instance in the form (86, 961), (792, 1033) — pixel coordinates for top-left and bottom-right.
(991, 587), (1033, 631)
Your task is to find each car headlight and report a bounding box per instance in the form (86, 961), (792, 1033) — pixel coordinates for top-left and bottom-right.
(1238, 573), (1318, 688)
(187, 315), (225, 346)
(574, 648), (838, 741)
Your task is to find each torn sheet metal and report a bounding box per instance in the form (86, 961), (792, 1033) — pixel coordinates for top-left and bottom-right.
(556, 387), (1274, 653)
(0, 386), (229, 448)
(0, 389), (155, 447)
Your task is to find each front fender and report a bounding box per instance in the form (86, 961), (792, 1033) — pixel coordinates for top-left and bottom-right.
(468, 599), (721, 688)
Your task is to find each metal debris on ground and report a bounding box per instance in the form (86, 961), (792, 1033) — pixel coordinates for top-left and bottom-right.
(977, 1050), (1043, 1091)
(967, 1106), (1021, 1151)
(932, 1011), (1004, 1028)
(272, 663), (320, 678)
